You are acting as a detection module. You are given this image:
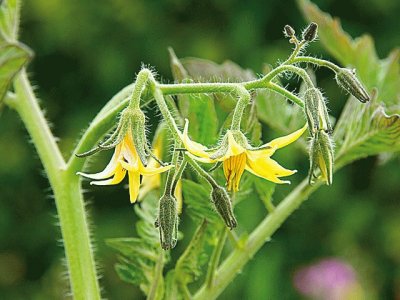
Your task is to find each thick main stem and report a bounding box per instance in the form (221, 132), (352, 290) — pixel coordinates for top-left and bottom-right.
(14, 71), (101, 300)
(194, 179), (320, 300)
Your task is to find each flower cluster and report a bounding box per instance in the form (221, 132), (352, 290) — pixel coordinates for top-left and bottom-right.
(75, 22), (369, 250)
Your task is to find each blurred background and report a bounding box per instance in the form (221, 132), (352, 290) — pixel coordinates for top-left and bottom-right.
(0, 0), (399, 299)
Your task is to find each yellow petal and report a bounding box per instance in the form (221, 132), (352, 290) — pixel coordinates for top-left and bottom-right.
(180, 119), (210, 158)
(77, 145), (122, 180)
(90, 164), (127, 185)
(175, 180), (183, 214)
(128, 171), (141, 203)
(265, 124), (307, 150)
(140, 164), (173, 176)
(246, 153), (296, 184)
(120, 159), (140, 173)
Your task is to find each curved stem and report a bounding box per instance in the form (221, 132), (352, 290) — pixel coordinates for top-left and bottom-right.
(291, 56), (340, 72)
(193, 178), (320, 300)
(262, 64), (314, 87)
(230, 87), (251, 130)
(129, 69), (153, 109)
(13, 70), (101, 300)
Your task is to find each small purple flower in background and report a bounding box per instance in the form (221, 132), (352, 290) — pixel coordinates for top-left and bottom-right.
(293, 258), (363, 300)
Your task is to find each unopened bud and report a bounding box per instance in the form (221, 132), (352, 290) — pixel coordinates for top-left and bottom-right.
(304, 88), (332, 136)
(302, 22), (318, 42)
(284, 25), (295, 38)
(211, 185), (237, 229)
(309, 131), (334, 185)
(157, 194), (179, 250)
(335, 68), (370, 103)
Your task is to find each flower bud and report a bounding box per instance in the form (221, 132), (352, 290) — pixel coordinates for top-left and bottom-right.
(309, 131), (334, 185)
(335, 68), (370, 103)
(284, 25), (295, 38)
(304, 88), (332, 136)
(211, 185), (237, 229)
(157, 194), (179, 250)
(302, 22), (318, 42)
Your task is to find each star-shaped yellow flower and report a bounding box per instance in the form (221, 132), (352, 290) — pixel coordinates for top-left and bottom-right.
(78, 131), (172, 203)
(180, 120), (307, 191)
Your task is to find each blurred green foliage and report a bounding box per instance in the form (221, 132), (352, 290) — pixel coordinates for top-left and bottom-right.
(0, 0), (399, 299)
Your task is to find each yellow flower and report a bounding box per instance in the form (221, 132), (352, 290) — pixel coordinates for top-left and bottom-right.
(138, 130), (183, 213)
(78, 131), (172, 203)
(180, 120), (307, 191)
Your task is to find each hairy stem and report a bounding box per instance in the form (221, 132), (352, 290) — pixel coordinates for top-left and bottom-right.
(129, 69), (153, 109)
(292, 56), (340, 72)
(230, 87), (251, 130)
(13, 70), (101, 300)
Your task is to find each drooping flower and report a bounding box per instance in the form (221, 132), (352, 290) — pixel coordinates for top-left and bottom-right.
(78, 131), (172, 203)
(180, 119), (307, 191)
(77, 108), (172, 203)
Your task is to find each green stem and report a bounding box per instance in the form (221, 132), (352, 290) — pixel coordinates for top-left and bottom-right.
(194, 179), (320, 300)
(164, 145), (181, 193)
(185, 155), (219, 188)
(291, 56), (340, 72)
(153, 87), (181, 141)
(284, 40), (306, 64)
(266, 82), (304, 108)
(129, 69), (153, 109)
(158, 82), (239, 95)
(262, 64), (314, 87)
(205, 228), (228, 289)
(147, 251), (164, 300)
(230, 87), (251, 130)
(13, 70), (101, 300)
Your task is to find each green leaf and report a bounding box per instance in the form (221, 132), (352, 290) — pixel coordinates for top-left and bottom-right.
(334, 93), (400, 167)
(0, 43), (32, 103)
(0, 0), (20, 42)
(175, 220), (209, 285)
(106, 192), (167, 298)
(181, 179), (220, 224)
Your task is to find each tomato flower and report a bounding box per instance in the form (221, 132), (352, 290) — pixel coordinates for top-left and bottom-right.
(180, 119), (307, 191)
